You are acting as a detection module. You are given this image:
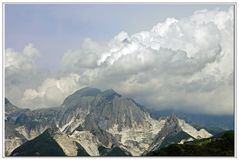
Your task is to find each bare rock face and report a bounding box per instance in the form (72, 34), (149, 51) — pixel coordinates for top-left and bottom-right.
(57, 87), (151, 147)
(5, 87), (212, 156)
(5, 88), (151, 156)
(145, 113), (183, 153)
(5, 98), (20, 115)
(5, 99), (61, 156)
(83, 93), (150, 131)
(58, 87), (101, 127)
(60, 87), (150, 131)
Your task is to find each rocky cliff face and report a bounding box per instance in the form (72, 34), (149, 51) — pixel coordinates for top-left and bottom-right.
(5, 98), (20, 115)
(5, 99), (61, 155)
(146, 113), (183, 153)
(144, 113), (212, 154)
(5, 87), (212, 156)
(59, 87), (151, 131)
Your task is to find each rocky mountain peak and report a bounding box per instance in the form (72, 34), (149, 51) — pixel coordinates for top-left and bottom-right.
(73, 87), (101, 97)
(145, 113), (182, 153)
(163, 113), (181, 134)
(5, 98), (10, 104)
(101, 89), (121, 99)
(62, 87), (101, 107)
(166, 112), (178, 124)
(5, 87), (214, 157)
(5, 98), (19, 114)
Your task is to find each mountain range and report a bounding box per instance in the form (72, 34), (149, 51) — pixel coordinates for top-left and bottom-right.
(5, 87), (232, 156)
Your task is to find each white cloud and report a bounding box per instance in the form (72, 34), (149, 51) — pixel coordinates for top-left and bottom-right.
(5, 44), (49, 106)
(21, 73), (81, 108)
(5, 7), (234, 114)
(61, 38), (106, 71)
(5, 43), (39, 71)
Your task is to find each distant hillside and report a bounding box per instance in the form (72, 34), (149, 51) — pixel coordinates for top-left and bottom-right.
(150, 109), (234, 130)
(146, 130), (234, 156)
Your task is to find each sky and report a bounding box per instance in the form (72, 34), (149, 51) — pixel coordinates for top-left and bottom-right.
(5, 3), (235, 115)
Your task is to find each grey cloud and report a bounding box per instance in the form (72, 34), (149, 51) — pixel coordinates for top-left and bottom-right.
(5, 7), (234, 115)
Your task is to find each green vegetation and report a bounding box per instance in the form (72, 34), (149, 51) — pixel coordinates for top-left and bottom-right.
(146, 130), (234, 156)
(10, 129), (66, 156)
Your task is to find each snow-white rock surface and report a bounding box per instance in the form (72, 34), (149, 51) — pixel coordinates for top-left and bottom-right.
(53, 133), (78, 156)
(178, 119), (212, 139)
(15, 126), (43, 140)
(70, 130), (100, 156)
(178, 137), (194, 144)
(5, 137), (24, 156)
(107, 115), (166, 156)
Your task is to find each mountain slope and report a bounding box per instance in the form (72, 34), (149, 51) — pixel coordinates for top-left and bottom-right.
(150, 109), (234, 130)
(5, 98), (20, 115)
(10, 127), (91, 156)
(5, 87), (214, 156)
(10, 128), (66, 156)
(146, 113), (183, 153)
(5, 99), (29, 156)
(144, 113), (212, 155)
(59, 87), (152, 132)
(5, 99), (63, 156)
(57, 87), (162, 155)
(146, 130), (234, 156)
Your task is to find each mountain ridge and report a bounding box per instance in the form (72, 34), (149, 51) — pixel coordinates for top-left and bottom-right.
(5, 87), (215, 156)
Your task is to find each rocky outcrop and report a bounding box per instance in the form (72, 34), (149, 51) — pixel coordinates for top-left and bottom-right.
(146, 113), (182, 153)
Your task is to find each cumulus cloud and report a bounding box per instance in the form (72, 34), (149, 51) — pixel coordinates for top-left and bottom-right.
(21, 73), (81, 108)
(5, 44), (49, 106)
(5, 7), (234, 114)
(61, 38), (106, 71)
(5, 43), (40, 71)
